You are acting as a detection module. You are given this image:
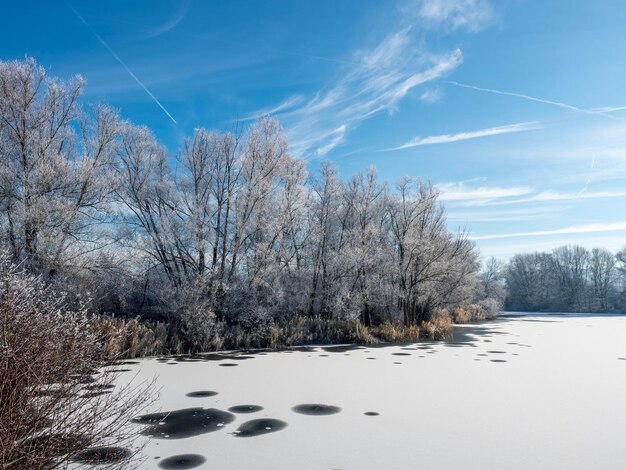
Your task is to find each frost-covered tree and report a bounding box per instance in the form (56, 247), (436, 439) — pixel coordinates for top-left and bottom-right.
(505, 245), (623, 313)
(587, 248), (616, 311)
(0, 58), (492, 331)
(0, 59), (118, 274)
(387, 178), (478, 326)
(477, 256), (507, 307)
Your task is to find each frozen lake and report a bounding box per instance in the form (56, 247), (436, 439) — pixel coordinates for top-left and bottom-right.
(115, 314), (626, 469)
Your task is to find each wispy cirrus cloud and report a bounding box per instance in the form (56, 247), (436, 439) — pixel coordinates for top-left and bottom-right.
(448, 206), (566, 222)
(479, 235), (626, 259)
(241, 94), (306, 122)
(420, 87), (444, 103)
(531, 189), (626, 202)
(138, 0), (190, 40)
(388, 121), (541, 150)
(415, 0), (494, 32)
(257, 29), (463, 157)
(437, 182), (534, 202)
(245, 0), (499, 157)
(471, 221), (626, 241)
(480, 189), (626, 206)
(436, 175), (626, 210)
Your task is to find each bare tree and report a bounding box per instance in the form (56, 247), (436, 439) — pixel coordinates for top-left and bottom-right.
(306, 161), (346, 318)
(478, 256), (507, 307)
(506, 245), (622, 313)
(387, 178), (478, 326)
(0, 57), (501, 352)
(589, 247), (616, 311)
(0, 59), (118, 275)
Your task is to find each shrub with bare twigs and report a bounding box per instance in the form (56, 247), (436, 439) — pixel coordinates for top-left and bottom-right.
(0, 255), (151, 469)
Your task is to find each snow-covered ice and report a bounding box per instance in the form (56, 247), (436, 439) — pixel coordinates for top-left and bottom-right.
(116, 314), (626, 469)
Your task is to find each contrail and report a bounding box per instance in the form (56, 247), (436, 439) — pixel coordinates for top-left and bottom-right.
(579, 155), (596, 195)
(445, 80), (613, 118)
(67, 3), (177, 124)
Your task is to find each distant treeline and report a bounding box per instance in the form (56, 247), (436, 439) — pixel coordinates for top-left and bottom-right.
(500, 246), (626, 313)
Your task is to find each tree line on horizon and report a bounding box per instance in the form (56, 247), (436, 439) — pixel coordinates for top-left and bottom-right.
(499, 245), (626, 313)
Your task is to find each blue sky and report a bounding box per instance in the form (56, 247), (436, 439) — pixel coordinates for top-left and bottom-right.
(2, 0), (626, 260)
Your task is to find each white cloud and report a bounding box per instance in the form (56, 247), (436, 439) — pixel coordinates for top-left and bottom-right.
(592, 105), (626, 114)
(471, 221), (626, 241)
(315, 125), (347, 156)
(252, 28), (463, 157)
(416, 0), (494, 32)
(420, 87), (444, 103)
(138, 0), (190, 40)
(448, 206), (565, 222)
(532, 190), (626, 202)
(477, 235), (626, 260)
(437, 182), (533, 202)
(241, 94), (305, 122)
(244, 1), (502, 157)
(482, 189), (626, 206)
(389, 121), (541, 150)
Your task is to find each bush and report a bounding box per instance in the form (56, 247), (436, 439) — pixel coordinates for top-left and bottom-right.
(449, 302), (500, 324)
(0, 255), (151, 469)
(89, 315), (167, 358)
(478, 298), (501, 319)
(421, 309), (453, 340)
(450, 307), (471, 324)
(370, 321), (420, 343)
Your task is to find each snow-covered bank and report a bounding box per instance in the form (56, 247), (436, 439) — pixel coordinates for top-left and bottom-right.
(116, 315), (626, 469)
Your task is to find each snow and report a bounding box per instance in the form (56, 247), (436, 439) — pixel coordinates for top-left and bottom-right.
(116, 314), (626, 469)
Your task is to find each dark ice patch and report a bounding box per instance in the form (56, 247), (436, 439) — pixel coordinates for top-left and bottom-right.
(321, 345), (366, 353)
(186, 391), (218, 398)
(158, 454), (206, 469)
(233, 418), (287, 437)
(228, 405), (264, 414)
(292, 404), (341, 416)
(133, 408), (235, 439)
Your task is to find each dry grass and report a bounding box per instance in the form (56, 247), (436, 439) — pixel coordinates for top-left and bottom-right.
(370, 322), (421, 343)
(90, 312), (459, 358)
(450, 303), (498, 324)
(85, 300), (500, 359)
(450, 307), (471, 324)
(420, 309), (453, 340)
(89, 316), (168, 359)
